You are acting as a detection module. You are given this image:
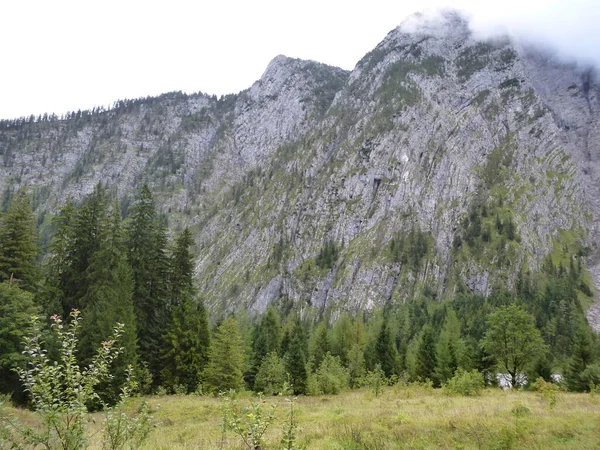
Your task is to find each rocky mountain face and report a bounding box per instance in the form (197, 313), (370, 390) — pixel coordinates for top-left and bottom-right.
(2, 12), (600, 325)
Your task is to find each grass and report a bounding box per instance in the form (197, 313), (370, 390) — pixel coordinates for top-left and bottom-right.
(6, 386), (600, 449)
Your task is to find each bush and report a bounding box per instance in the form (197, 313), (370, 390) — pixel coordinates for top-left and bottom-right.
(532, 377), (560, 409)
(308, 353), (349, 395)
(445, 369), (485, 396)
(0, 310), (152, 450)
(254, 352), (287, 395)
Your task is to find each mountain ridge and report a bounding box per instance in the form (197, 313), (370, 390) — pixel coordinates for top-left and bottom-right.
(2, 11), (600, 328)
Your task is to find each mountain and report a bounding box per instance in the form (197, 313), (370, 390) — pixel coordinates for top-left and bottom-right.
(2, 11), (600, 326)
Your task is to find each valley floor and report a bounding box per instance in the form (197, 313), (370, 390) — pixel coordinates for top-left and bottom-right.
(5, 386), (600, 449)
(135, 387), (599, 449)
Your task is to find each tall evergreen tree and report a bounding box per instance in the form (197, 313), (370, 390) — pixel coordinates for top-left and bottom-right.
(566, 327), (595, 392)
(64, 184), (108, 312)
(285, 320), (308, 395)
(310, 322), (330, 369)
(0, 190), (38, 291)
(250, 306), (282, 386)
(168, 227), (195, 309)
(78, 203), (137, 402)
(374, 320), (398, 378)
(0, 282), (39, 401)
(161, 298), (210, 393)
(126, 185), (170, 381)
(415, 325), (438, 384)
(435, 309), (461, 384)
(39, 200), (76, 316)
(204, 316), (245, 392)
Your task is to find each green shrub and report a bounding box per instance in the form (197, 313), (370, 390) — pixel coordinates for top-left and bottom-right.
(445, 369), (485, 396)
(308, 353), (349, 395)
(254, 352), (287, 395)
(532, 377), (560, 409)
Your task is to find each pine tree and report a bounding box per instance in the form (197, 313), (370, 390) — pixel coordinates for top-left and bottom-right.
(415, 325), (437, 385)
(162, 298), (210, 393)
(331, 312), (353, 364)
(435, 309), (461, 384)
(39, 200), (76, 316)
(374, 320), (398, 378)
(78, 203), (137, 403)
(204, 316), (245, 393)
(0, 282), (39, 401)
(168, 228), (195, 309)
(63, 184), (108, 313)
(126, 185), (170, 381)
(250, 306), (282, 386)
(0, 190), (38, 291)
(285, 320), (308, 395)
(566, 327), (595, 392)
(310, 322), (330, 369)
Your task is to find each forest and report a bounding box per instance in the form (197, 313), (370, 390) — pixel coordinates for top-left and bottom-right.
(1, 183), (599, 406)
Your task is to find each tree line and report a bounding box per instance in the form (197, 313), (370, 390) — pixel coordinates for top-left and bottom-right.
(0, 185), (599, 404)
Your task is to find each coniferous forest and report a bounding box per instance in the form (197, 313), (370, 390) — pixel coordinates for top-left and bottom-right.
(1, 184), (599, 409)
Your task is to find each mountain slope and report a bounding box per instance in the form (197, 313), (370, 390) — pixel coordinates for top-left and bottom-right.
(2, 11), (599, 325)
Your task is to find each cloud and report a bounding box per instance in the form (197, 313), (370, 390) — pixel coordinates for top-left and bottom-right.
(443, 0), (600, 68)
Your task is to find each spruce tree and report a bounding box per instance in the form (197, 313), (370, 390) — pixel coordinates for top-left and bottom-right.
(310, 322), (330, 369)
(78, 202), (137, 403)
(126, 185), (170, 381)
(168, 227), (195, 309)
(374, 320), (398, 378)
(285, 320), (308, 394)
(415, 325), (437, 385)
(204, 316), (245, 392)
(64, 184), (108, 312)
(162, 298), (210, 393)
(566, 327), (595, 392)
(250, 306), (282, 386)
(435, 309), (461, 384)
(0, 282), (39, 401)
(0, 190), (38, 291)
(39, 200), (76, 316)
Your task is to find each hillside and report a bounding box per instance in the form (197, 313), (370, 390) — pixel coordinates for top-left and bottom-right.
(2, 11), (599, 324)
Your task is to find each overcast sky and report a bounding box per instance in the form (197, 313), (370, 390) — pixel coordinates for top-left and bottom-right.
(1, 0), (598, 119)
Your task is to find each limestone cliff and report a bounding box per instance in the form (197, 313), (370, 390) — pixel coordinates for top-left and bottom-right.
(2, 11), (599, 325)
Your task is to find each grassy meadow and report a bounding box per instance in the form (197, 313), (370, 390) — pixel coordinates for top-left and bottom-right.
(7, 385), (600, 449)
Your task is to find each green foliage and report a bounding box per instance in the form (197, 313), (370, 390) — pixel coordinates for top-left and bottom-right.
(444, 369), (485, 396)
(0, 282), (39, 400)
(532, 377), (560, 409)
(250, 306), (282, 387)
(204, 317), (246, 393)
(565, 327), (595, 392)
(308, 353), (349, 395)
(363, 364), (386, 397)
(0, 310), (150, 450)
(0, 190), (38, 290)
(316, 241), (339, 270)
(415, 325), (438, 385)
(481, 304), (547, 388)
(79, 202), (138, 404)
(347, 344), (366, 388)
(284, 321), (308, 395)
(126, 185), (170, 382)
(374, 320), (399, 378)
(388, 227), (431, 272)
(254, 352), (287, 396)
(161, 298), (210, 394)
(309, 322), (330, 369)
(219, 392), (276, 450)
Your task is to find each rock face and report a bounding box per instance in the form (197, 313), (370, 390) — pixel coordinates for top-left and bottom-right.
(2, 11), (600, 323)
